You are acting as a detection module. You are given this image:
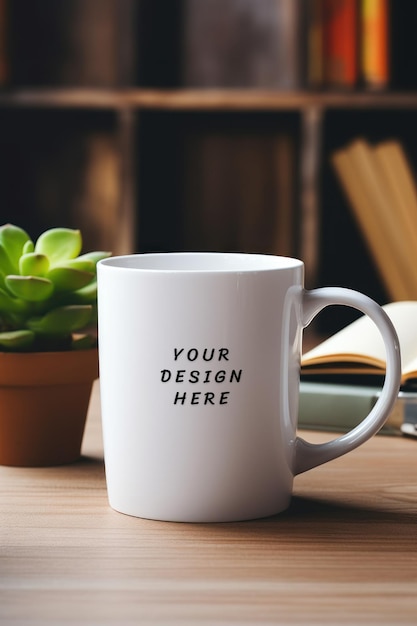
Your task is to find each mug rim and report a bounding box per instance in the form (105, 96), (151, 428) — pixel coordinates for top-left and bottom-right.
(98, 252), (304, 273)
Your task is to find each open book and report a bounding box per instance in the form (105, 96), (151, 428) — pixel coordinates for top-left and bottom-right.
(301, 301), (417, 387)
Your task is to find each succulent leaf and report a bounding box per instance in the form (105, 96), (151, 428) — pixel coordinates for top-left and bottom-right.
(0, 243), (15, 276)
(47, 267), (94, 292)
(23, 240), (35, 254)
(0, 224), (31, 272)
(76, 251), (112, 266)
(0, 329), (35, 350)
(27, 305), (93, 335)
(0, 223), (111, 351)
(57, 258), (95, 273)
(5, 275), (54, 302)
(0, 287), (27, 313)
(71, 280), (97, 303)
(19, 253), (50, 277)
(35, 228), (82, 265)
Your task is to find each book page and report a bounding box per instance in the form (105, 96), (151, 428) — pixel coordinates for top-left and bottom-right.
(302, 301), (417, 379)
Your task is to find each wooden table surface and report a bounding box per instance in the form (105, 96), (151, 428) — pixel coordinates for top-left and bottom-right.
(2, 380), (417, 625)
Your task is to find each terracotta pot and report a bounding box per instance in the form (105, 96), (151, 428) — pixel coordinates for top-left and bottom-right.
(0, 349), (98, 467)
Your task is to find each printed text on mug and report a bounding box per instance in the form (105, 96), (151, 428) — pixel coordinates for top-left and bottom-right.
(160, 348), (243, 405)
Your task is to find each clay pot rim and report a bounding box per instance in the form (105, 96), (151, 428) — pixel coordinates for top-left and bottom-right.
(0, 348), (99, 386)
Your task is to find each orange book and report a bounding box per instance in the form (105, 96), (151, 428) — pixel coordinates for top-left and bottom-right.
(360, 0), (389, 89)
(324, 0), (358, 88)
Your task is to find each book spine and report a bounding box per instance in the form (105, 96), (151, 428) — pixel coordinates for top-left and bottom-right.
(374, 141), (417, 264)
(9, 0), (134, 87)
(360, 0), (389, 90)
(323, 0), (359, 89)
(306, 0), (326, 88)
(299, 382), (405, 435)
(299, 382), (376, 432)
(331, 142), (416, 301)
(182, 0), (302, 88)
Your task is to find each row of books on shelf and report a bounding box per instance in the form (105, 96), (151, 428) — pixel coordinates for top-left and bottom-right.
(306, 0), (388, 90)
(1, 0), (417, 90)
(185, 0), (416, 92)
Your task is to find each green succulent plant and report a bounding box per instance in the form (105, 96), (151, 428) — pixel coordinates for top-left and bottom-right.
(0, 224), (111, 351)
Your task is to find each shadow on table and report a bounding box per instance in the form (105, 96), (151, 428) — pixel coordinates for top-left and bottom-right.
(199, 494), (417, 549)
(67, 455), (417, 549)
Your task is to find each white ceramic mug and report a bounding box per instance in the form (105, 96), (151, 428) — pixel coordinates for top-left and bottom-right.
(97, 253), (401, 522)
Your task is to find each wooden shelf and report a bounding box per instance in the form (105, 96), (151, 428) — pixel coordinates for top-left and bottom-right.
(2, 88), (417, 111)
(130, 89), (417, 111)
(3, 85), (415, 295)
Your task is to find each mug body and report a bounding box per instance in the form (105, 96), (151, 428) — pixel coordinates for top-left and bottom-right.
(97, 253), (304, 522)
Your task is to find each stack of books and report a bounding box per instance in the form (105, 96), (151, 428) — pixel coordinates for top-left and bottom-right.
(300, 301), (417, 437)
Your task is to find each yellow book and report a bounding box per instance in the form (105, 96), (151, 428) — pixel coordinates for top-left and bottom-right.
(374, 140), (417, 256)
(361, 0), (389, 90)
(347, 139), (417, 299)
(331, 142), (411, 301)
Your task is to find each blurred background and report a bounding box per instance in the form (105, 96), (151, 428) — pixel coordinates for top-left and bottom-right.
(0, 0), (416, 333)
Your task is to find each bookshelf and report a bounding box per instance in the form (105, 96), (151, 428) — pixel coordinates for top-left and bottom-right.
(2, 89), (417, 272)
(2, 1), (417, 334)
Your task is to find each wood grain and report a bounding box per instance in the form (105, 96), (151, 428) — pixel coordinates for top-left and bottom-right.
(1, 380), (417, 624)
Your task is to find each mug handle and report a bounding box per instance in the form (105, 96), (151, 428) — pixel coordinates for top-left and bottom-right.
(294, 287), (401, 475)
